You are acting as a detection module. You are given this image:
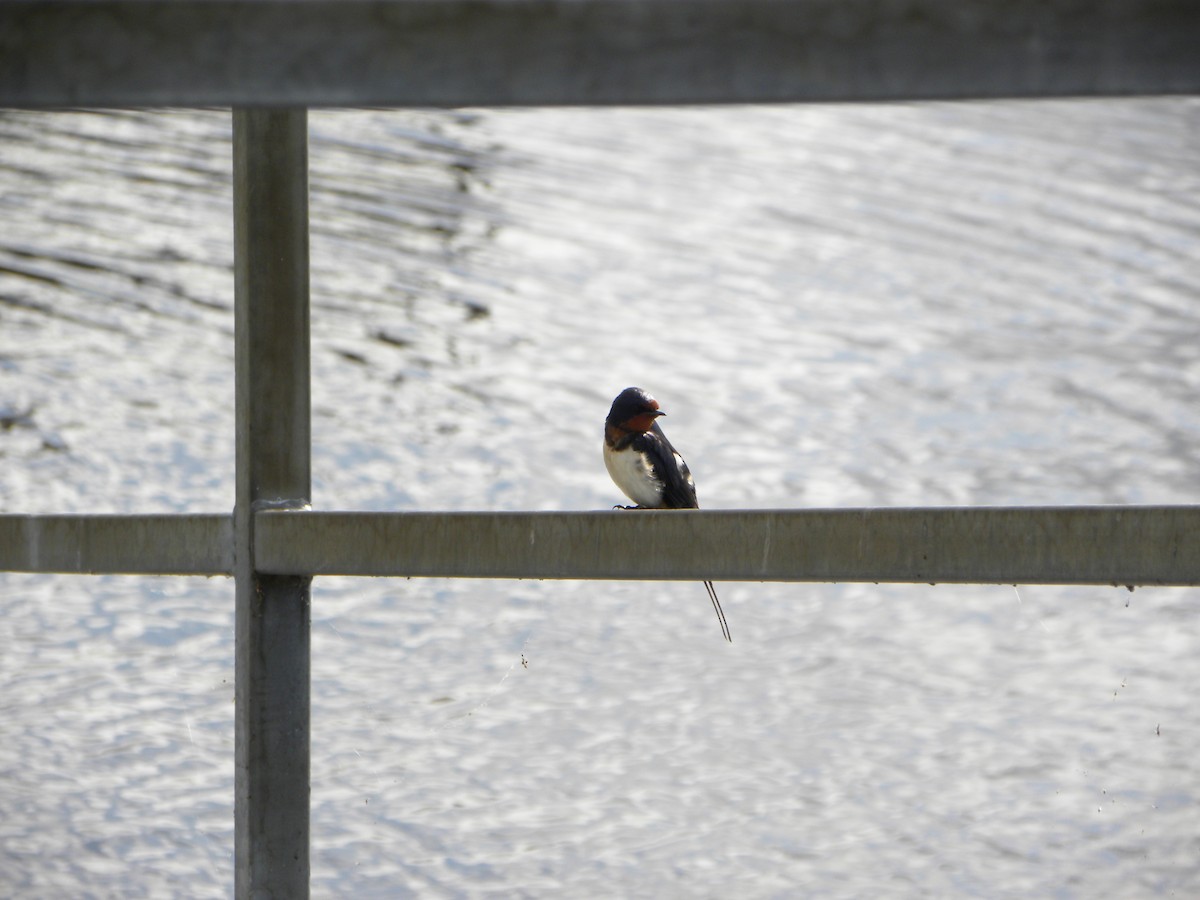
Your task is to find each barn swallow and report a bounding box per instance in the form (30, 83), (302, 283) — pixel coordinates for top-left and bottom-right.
(604, 386), (731, 642)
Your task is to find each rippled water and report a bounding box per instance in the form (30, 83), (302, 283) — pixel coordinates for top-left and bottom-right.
(2, 101), (1199, 897)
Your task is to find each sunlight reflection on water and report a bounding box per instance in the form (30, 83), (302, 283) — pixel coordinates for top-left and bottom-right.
(2, 100), (1199, 896)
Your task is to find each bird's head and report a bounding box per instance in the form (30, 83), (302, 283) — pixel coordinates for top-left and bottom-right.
(606, 386), (665, 433)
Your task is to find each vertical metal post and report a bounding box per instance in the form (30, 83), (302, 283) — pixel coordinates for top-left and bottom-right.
(233, 108), (312, 898)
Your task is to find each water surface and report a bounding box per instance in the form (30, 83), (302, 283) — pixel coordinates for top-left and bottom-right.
(2, 100), (1199, 896)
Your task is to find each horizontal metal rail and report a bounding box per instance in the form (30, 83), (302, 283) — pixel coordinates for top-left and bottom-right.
(0, 513), (233, 575)
(254, 507), (1200, 585)
(3, 507), (1197, 585)
(2, 0), (1199, 108)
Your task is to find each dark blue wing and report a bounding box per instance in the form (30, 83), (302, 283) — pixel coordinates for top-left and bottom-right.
(630, 422), (700, 509)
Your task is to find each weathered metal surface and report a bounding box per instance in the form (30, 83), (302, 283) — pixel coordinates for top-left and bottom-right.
(2, 0), (1198, 108)
(233, 109), (312, 900)
(254, 507), (1200, 586)
(0, 513), (233, 575)
(4, 507), (1197, 585)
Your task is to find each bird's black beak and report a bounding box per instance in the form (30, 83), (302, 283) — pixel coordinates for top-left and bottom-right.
(651, 409), (666, 417)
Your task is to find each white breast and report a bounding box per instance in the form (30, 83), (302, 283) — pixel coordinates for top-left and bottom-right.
(604, 444), (664, 508)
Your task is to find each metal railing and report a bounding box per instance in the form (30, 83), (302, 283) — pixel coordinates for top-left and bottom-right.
(2, 1), (1199, 896)
(4, 0), (1200, 106)
(5, 507), (1200, 586)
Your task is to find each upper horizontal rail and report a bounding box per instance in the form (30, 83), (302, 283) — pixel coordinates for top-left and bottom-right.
(2, 0), (1198, 108)
(4, 507), (1197, 584)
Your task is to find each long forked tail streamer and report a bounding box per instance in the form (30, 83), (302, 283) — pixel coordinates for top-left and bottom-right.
(704, 580), (732, 643)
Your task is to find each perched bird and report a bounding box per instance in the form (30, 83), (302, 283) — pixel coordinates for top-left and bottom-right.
(604, 387), (731, 642)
